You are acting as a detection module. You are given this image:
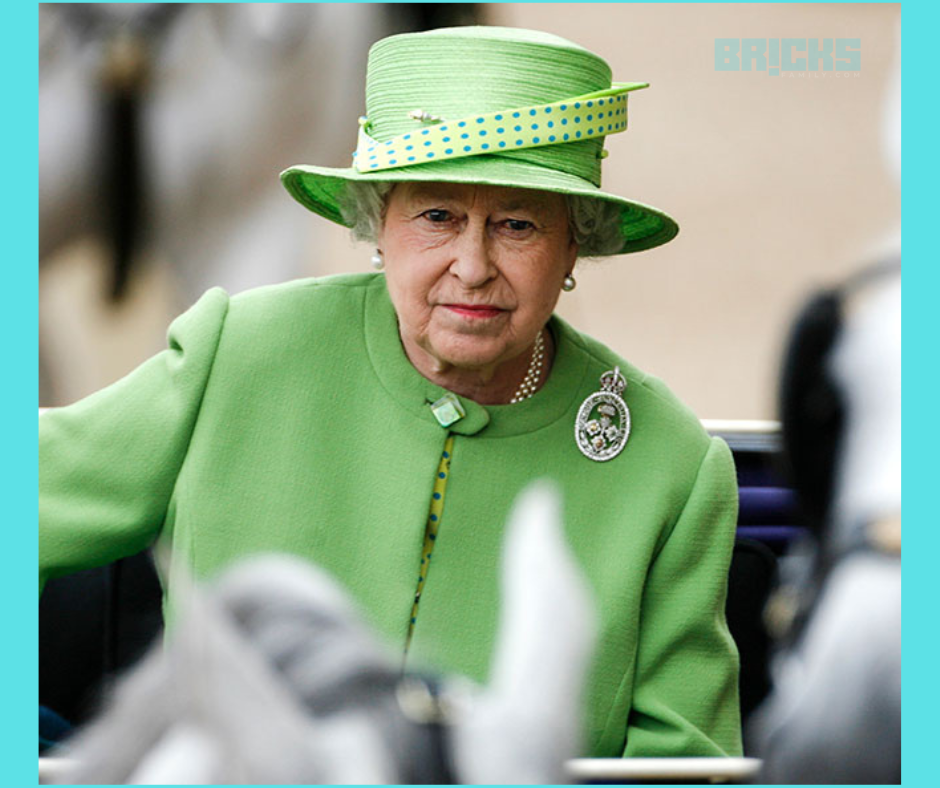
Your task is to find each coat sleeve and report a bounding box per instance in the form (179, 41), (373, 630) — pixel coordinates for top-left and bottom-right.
(39, 288), (230, 596)
(623, 435), (743, 757)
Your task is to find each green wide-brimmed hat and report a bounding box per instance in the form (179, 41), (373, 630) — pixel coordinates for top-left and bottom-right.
(281, 26), (678, 256)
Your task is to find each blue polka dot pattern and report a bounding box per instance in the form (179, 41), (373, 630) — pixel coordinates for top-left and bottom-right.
(353, 84), (643, 173)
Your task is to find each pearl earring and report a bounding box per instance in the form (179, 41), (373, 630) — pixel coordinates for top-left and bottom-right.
(371, 250), (385, 271)
(562, 273), (577, 292)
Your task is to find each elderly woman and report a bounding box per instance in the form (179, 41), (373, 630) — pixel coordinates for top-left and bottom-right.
(40, 27), (741, 758)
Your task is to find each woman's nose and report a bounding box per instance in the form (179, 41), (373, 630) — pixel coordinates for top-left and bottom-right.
(449, 225), (497, 288)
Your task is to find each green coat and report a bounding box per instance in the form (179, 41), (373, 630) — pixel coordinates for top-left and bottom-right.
(40, 273), (741, 758)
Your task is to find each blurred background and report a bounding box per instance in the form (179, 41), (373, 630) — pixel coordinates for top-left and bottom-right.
(39, 2), (901, 417)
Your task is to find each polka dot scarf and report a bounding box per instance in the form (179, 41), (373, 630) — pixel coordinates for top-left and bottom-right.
(354, 83), (646, 174)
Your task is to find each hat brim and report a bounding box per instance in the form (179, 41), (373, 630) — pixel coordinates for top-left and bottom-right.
(280, 155), (678, 256)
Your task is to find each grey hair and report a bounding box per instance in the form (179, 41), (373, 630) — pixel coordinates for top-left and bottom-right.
(565, 195), (625, 257)
(339, 181), (624, 258)
(339, 181), (395, 245)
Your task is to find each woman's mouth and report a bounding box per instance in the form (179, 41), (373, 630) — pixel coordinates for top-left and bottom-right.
(444, 304), (505, 319)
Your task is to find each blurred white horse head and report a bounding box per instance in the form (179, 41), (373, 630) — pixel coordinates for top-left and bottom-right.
(57, 481), (597, 785)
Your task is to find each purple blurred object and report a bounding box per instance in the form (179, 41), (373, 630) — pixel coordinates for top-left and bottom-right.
(737, 487), (798, 525)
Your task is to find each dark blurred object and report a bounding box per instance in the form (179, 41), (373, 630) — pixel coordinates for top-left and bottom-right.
(774, 258), (902, 639)
(778, 290), (845, 534)
(751, 259), (901, 784)
(53, 4), (188, 302)
(39, 551), (163, 733)
(101, 29), (148, 302)
(725, 539), (777, 727)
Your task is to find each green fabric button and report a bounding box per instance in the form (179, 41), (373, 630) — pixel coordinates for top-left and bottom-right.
(429, 393), (466, 427)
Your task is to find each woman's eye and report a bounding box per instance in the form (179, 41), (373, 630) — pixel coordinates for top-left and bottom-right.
(422, 209), (452, 223)
(504, 219), (534, 233)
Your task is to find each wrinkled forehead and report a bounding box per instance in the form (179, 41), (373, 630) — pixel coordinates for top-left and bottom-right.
(393, 181), (567, 214)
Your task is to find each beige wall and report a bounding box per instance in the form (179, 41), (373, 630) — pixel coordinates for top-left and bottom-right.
(491, 3), (901, 418)
(40, 3), (901, 418)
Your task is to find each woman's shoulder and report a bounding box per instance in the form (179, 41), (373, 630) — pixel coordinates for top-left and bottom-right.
(217, 272), (382, 332)
(178, 273), (382, 363)
(228, 272), (383, 311)
(553, 314), (711, 451)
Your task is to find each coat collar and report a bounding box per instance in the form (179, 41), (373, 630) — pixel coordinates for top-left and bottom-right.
(363, 275), (589, 438)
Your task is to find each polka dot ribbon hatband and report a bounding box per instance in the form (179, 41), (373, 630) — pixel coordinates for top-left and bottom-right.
(353, 82), (648, 173)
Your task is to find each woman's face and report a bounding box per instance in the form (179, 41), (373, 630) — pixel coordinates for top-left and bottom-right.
(378, 182), (578, 378)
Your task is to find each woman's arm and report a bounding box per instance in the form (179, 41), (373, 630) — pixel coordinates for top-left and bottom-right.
(39, 288), (230, 595)
(624, 436), (743, 757)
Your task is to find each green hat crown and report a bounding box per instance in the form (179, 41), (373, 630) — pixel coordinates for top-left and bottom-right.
(362, 27), (617, 186)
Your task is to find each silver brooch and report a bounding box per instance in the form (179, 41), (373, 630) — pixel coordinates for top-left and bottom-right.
(575, 366), (630, 462)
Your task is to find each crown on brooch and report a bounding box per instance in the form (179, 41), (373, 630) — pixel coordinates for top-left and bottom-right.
(600, 367), (627, 396)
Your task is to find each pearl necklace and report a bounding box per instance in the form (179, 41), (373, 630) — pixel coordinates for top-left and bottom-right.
(509, 330), (546, 404)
